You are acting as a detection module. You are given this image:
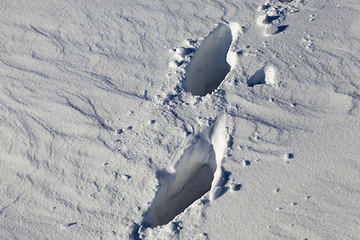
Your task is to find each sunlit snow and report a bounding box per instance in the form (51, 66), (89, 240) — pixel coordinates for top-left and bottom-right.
(1, 0), (360, 239)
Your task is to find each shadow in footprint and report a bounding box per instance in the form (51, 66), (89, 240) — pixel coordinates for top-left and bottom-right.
(143, 137), (216, 226)
(232, 184), (242, 191)
(184, 24), (233, 96)
(211, 168), (232, 199)
(264, 15), (280, 24)
(143, 116), (228, 226)
(276, 25), (288, 34)
(247, 65), (276, 87)
(247, 69), (266, 87)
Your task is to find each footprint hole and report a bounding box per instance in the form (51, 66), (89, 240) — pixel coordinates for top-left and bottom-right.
(184, 24), (234, 96)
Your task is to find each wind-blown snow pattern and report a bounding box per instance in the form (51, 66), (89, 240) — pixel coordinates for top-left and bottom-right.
(1, 0), (360, 239)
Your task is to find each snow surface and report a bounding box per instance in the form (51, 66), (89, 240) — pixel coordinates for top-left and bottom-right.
(1, 0), (360, 239)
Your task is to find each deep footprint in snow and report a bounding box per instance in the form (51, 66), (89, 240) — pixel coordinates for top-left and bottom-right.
(143, 115), (228, 226)
(184, 24), (233, 96)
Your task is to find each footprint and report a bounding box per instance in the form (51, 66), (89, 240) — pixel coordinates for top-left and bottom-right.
(309, 14), (316, 22)
(247, 65), (276, 87)
(302, 34), (314, 52)
(184, 24), (234, 96)
(257, 0), (299, 36)
(143, 115), (228, 226)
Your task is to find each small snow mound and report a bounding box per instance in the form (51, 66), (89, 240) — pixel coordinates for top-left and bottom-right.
(265, 65), (277, 85)
(257, 15), (268, 26)
(227, 22), (242, 70)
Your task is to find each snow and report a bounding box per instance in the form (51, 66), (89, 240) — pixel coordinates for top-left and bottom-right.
(184, 24), (233, 96)
(1, 0), (360, 239)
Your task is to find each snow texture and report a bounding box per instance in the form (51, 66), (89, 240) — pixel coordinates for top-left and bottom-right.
(1, 0), (360, 239)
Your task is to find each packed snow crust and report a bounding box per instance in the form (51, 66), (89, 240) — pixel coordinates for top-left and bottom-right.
(1, 0), (360, 239)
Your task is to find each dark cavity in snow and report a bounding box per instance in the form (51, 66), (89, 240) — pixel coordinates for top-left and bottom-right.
(247, 69), (266, 87)
(143, 136), (217, 226)
(184, 23), (232, 96)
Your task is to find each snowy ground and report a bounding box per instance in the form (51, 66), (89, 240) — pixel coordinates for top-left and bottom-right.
(1, 0), (360, 239)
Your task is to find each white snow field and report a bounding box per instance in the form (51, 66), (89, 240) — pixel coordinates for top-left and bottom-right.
(1, 0), (360, 239)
